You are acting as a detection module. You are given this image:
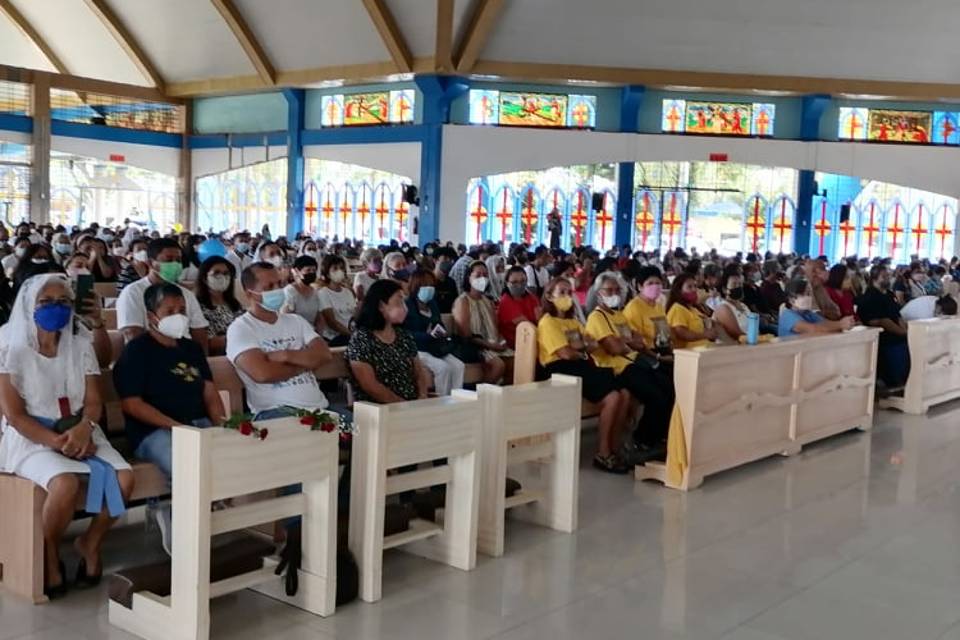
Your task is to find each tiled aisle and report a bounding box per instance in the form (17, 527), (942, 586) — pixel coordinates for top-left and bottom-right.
(5, 405), (960, 639)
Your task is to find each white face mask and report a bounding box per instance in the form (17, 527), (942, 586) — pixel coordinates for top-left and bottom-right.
(470, 276), (489, 292)
(303, 249), (318, 259)
(600, 294), (621, 309)
(133, 250), (148, 263)
(793, 295), (813, 311)
(14, 247), (26, 258)
(112, 247), (126, 257)
(156, 313), (189, 340)
(265, 255), (284, 268)
(328, 269), (345, 284)
(206, 273), (231, 292)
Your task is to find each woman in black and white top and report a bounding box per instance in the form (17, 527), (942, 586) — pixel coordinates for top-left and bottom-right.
(194, 257), (244, 355)
(346, 279), (428, 403)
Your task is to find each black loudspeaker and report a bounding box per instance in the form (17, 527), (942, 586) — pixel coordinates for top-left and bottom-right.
(839, 204), (851, 222)
(402, 184), (419, 206)
(591, 192), (605, 212)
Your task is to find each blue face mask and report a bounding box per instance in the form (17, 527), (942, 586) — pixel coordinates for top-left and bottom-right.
(34, 303), (72, 332)
(257, 288), (285, 313)
(235, 242), (249, 254)
(417, 286), (435, 303)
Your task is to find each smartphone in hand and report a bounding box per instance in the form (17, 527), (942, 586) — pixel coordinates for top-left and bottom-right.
(74, 274), (95, 314)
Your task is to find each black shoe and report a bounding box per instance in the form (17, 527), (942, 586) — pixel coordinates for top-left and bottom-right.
(593, 453), (629, 474)
(74, 557), (101, 588)
(44, 561), (68, 600)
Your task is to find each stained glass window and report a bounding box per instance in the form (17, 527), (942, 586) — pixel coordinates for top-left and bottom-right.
(467, 90), (596, 129)
(868, 109), (930, 143)
(567, 95), (597, 129)
(839, 107), (951, 145)
(838, 107), (868, 140)
(660, 100), (775, 137)
(319, 91), (415, 127)
(931, 112), (960, 145)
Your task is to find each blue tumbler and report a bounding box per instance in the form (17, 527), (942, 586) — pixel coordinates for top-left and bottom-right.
(746, 312), (759, 345)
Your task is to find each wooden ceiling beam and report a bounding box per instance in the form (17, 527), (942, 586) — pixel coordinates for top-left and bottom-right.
(0, 62), (181, 104)
(210, 0), (276, 85)
(0, 0), (69, 74)
(361, 0), (413, 73)
(434, 0), (455, 73)
(454, 0), (506, 72)
(83, 0), (166, 93)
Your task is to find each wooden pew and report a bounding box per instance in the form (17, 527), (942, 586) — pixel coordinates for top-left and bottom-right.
(108, 417), (339, 640)
(349, 393), (482, 603)
(635, 328), (880, 491)
(879, 318), (960, 414)
(476, 376), (581, 557)
(94, 281), (118, 301)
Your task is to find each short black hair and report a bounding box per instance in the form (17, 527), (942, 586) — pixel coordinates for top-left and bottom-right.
(939, 295), (958, 316)
(293, 255), (318, 270)
(636, 266), (663, 285)
(355, 279), (403, 331)
(320, 254), (346, 278)
(241, 261), (275, 291)
(143, 282), (184, 314)
(148, 237), (181, 261)
(434, 246), (458, 261)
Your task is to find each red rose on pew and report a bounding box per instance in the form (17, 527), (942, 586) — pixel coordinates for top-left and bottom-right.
(239, 422), (253, 436)
(299, 415), (317, 427)
(319, 422), (336, 433)
(259, 428), (269, 441)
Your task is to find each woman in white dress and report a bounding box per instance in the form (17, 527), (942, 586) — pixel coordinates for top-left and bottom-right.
(0, 273), (134, 597)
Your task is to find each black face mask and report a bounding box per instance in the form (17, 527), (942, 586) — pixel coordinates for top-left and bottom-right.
(301, 273), (317, 285)
(728, 287), (744, 300)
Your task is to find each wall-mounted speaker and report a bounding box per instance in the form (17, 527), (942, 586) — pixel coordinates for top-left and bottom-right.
(839, 204), (851, 222)
(402, 184), (419, 206)
(591, 192), (605, 212)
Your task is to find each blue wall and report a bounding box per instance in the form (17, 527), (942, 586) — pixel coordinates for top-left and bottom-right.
(193, 93), (288, 134)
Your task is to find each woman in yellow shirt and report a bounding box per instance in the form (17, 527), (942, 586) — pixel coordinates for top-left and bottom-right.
(666, 273), (718, 348)
(586, 274), (673, 462)
(623, 266), (672, 354)
(538, 277), (631, 473)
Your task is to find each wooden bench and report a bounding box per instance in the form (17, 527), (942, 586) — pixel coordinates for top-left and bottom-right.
(879, 318), (960, 415)
(476, 376), (581, 557)
(94, 281), (118, 300)
(349, 393), (481, 603)
(108, 417), (339, 640)
(635, 328), (880, 491)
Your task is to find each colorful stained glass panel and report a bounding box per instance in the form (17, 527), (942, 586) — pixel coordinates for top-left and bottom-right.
(685, 102), (752, 136)
(867, 109), (931, 143)
(838, 107), (868, 140)
(499, 92), (567, 127)
(566, 94), (597, 128)
(751, 104), (776, 136)
(469, 90), (500, 125)
(343, 92), (390, 126)
(932, 112), (960, 145)
(661, 99), (686, 133)
(389, 90), (414, 124)
(320, 95), (344, 127)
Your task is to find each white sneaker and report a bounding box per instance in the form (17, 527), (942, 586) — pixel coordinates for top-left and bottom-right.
(156, 504), (172, 556)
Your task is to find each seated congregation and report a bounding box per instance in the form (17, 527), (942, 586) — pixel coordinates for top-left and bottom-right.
(0, 218), (956, 609)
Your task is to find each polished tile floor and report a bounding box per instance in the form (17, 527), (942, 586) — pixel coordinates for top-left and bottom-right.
(6, 404), (960, 639)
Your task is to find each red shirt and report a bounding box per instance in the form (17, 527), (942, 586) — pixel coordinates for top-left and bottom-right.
(497, 292), (539, 348)
(826, 286), (856, 318)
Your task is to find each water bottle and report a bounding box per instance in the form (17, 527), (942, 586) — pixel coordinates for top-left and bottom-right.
(746, 311), (759, 345)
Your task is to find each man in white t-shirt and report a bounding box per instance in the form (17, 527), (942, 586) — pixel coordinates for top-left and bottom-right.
(225, 231), (253, 275)
(116, 237), (210, 353)
(227, 261), (333, 417)
(900, 294), (957, 321)
(523, 246), (552, 297)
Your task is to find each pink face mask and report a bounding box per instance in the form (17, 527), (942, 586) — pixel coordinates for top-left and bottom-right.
(642, 283), (662, 300)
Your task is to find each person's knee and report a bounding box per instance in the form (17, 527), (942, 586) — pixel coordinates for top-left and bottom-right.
(47, 473), (81, 500)
(116, 470), (135, 499)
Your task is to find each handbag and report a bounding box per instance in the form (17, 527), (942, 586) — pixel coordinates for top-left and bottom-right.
(424, 336), (455, 359)
(448, 335), (483, 364)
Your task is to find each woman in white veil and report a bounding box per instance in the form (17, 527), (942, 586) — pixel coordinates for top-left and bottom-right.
(0, 273), (133, 598)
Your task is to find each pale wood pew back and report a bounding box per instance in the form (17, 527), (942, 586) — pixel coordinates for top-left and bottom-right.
(108, 418), (339, 640)
(476, 376), (581, 557)
(880, 318), (960, 414)
(512, 321), (597, 417)
(636, 328), (880, 491)
(349, 393), (482, 603)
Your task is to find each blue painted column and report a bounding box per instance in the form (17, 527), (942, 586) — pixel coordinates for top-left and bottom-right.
(615, 85), (645, 249)
(414, 75), (468, 246)
(283, 89), (305, 238)
(795, 94), (831, 255)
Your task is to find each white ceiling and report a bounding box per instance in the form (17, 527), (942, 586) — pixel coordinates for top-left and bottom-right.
(0, 0), (954, 93)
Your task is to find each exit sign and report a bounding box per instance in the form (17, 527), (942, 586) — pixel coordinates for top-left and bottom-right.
(109, 154), (125, 162)
(709, 153), (729, 162)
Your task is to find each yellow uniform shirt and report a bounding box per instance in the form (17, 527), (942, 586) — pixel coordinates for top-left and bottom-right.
(537, 315), (586, 367)
(623, 296), (666, 346)
(585, 308), (635, 375)
(666, 303), (708, 349)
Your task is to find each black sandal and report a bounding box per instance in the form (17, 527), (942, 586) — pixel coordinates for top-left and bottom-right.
(74, 557), (102, 588)
(44, 561), (68, 600)
(593, 453), (629, 475)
